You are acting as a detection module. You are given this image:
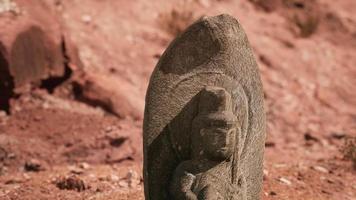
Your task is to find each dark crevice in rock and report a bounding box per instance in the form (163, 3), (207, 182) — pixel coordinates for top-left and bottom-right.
(40, 37), (72, 93)
(0, 48), (14, 113)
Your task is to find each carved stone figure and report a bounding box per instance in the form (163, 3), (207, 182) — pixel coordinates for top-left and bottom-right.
(170, 86), (246, 200)
(143, 14), (266, 200)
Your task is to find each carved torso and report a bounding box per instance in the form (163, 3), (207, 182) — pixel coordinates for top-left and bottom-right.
(170, 158), (246, 200)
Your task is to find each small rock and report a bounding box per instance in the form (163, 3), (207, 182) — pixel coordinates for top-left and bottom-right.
(33, 116), (42, 121)
(326, 178), (334, 184)
(304, 133), (319, 142)
(274, 163), (287, 168)
(24, 159), (43, 172)
(126, 170), (135, 179)
(79, 162), (90, 170)
(126, 170), (140, 187)
(56, 175), (86, 192)
(88, 173), (96, 179)
(7, 153), (16, 159)
(296, 171), (304, 180)
(278, 177), (292, 185)
(320, 139), (330, 147)
(23, 173), (31, 180)
(68, 166), (84, 175)
(0, 0), (20, 14)
(105, 126), (115, 133)
(330, 132), (346, 140)
(118, 180), (129, 188)
(312, 165), (329, 173)
(108, 174), (119, 182)
(263, 169), (269, 180)
(1, 166), (8, 174)
(5, 177), (24, 184)
(50, 177), (58, 183)
(81, 14), (92, 24)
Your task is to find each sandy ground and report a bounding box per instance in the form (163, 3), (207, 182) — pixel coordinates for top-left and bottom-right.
(0, 0), (356, 199)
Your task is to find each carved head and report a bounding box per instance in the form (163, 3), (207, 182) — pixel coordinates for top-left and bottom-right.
(192, 86), (238, 161)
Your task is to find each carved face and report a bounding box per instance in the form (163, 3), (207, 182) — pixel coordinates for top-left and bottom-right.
(199, 118), (236, 161)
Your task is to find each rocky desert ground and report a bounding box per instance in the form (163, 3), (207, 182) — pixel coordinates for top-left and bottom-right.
(0, 0), (355, 199)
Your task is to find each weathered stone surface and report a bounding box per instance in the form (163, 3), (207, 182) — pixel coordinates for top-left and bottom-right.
(143, 14), (266, 200)
(73, 73), (144, 120)
(0, 17), (64, 88)
(0, 2), (67, 111)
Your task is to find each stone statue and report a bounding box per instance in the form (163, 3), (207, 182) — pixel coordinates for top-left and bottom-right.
(143, 14), (266, 200)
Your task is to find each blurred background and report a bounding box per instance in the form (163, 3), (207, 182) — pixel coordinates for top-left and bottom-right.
(0, 0), (355, 199)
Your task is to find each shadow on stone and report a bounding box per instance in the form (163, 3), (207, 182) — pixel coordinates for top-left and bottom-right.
(40, 38), (73, 93)
(147, 93), (200, 199)
(0, 45), (14, 113)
